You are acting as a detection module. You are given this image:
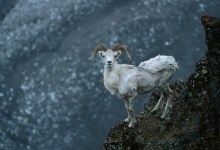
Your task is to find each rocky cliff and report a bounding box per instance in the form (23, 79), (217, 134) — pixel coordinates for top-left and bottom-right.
(103, 16), (220, 150)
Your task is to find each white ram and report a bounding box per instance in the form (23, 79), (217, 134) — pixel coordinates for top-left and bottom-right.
(89, 44), (179, 128)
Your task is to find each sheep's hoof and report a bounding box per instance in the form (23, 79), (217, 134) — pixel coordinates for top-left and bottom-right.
(160, 114), (166, 119)
(124, 117), (130, 123)
(151, 106), (160, 113)
(128, 119), (137, 128)
(151, 109), (156, 113)
(151, 109), (158, 114)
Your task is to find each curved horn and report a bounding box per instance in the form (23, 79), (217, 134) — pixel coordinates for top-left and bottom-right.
(89, 44), (108, 60)
(112, 44), (132, 60)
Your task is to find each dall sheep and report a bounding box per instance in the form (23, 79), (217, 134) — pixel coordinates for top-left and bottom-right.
(89, 44), (179, 128)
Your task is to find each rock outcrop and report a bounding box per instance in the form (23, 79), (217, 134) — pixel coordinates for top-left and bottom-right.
(103, 16), (220, 150)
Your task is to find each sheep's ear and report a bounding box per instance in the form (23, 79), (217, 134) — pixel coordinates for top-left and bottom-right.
(117, 50), (121, 57)
(98, 51), (104, 57)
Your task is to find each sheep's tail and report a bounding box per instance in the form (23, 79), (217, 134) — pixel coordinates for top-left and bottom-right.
(138, 55), (179, 73)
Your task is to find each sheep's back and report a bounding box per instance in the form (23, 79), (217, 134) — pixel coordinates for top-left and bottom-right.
(138, 55), (179, 74)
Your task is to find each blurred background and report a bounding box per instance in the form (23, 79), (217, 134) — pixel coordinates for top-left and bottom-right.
(0, 0), (219, 149)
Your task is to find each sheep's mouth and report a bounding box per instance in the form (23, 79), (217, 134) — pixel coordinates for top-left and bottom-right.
(107, 64), (113, 68)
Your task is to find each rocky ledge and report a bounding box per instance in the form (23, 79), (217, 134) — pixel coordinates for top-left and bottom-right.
(103, 16), (220, 150)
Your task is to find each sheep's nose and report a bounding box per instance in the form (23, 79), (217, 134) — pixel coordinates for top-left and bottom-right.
(107, 61), (112, 64)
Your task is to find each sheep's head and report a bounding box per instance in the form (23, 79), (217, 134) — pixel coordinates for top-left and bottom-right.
(89, 44), (132, 67)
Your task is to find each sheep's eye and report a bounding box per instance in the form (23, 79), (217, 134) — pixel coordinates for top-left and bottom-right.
(114, 55), (117, 58)
(101, 53), (105, 58)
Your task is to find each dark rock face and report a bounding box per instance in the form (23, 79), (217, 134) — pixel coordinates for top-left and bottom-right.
(202, 16), (220, 147)
(103, 16), (220, 149)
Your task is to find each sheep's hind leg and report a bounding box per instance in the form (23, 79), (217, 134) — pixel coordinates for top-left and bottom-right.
(167, 83), (174, 93)
(124, 100), (130, 123)
(151, 92), (165, 113)
(161, 98), (171, 119)
(128, 97), (137, 128)
(160, 84), (174, 119)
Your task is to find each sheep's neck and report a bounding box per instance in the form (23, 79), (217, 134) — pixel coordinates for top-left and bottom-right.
(103, 62), (120, 95)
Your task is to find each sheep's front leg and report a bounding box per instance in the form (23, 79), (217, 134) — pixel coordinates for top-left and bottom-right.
(124, 100), (130, 123)
(128, 97), (137, 128)
(160, 98), (171, 119)
(151, 92), (165, 113)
